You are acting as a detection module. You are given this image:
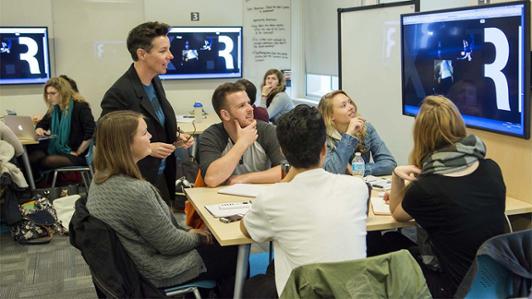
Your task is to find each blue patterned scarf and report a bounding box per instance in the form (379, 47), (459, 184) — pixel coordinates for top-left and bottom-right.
(47, 99), (73, 155)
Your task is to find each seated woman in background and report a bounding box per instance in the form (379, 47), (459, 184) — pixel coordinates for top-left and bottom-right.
(29, 76), (95, 173)
(236, 78), (269, 123)
(32, 74), (81, 124)
(261, 69), (294, 124)
(87, 111), (237, 296)
(387, 95), (506, 297)
(318, 90), (396, 176)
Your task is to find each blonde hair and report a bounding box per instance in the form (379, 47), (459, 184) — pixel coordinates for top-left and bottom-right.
(318, 90), (367, 152)
(261, 69), (286, 107)
(43, 77), (85, 113)
(93, 111), (144, 184)
(410, 95), (467, 167)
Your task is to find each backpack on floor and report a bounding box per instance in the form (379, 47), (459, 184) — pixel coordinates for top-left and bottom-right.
(11, 195), (66, 244)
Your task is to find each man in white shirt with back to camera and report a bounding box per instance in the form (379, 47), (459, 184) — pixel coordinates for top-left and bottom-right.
(240, 104), (368, 298)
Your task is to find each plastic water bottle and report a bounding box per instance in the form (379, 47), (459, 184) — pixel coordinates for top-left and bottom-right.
(193, 101), (203, 123)
(352, 152), (365, 177)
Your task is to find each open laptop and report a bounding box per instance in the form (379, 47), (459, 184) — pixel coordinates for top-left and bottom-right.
(3, 115), (44, 141)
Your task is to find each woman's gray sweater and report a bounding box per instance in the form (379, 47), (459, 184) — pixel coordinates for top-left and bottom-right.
(87, 175), (205, 287)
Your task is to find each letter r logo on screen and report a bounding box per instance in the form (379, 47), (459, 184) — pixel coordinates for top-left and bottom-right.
(18, 37), (41, 74)
(218, 35), (234, 70)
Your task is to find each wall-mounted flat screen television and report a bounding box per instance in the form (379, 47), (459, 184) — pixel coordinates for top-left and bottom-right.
(0, 27), (51, 85)
(401, 1), (530, 139)
(162, 26), (242, 80)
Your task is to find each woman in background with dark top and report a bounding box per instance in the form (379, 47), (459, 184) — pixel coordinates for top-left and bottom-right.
(261, 69), (294, 124)
(387, 95), (506, 297)
(87, 111), (237, 296)
(236, 79), (269, 123)
(29, 76), (95, 174)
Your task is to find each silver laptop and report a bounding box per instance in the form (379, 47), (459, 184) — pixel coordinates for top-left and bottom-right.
(3, 115), (39, 140)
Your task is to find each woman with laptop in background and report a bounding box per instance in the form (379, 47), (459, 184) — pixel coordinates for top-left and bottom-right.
(387, 95), (506, 297)
(318, 90), (396, 176)
(29, 76), (95, 178)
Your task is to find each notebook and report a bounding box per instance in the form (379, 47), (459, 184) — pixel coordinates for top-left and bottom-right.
(371, 191), (391, 215)
(217, 184), (267, 198)
(204, 201), (252, 218)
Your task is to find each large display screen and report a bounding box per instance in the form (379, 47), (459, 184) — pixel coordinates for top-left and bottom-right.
(401, 1), (530, 138)
(161, 27), (242, 80)
(0, 27), (51, 85)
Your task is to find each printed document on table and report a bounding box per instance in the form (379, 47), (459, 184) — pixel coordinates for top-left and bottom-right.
(205, 201), (252, 218)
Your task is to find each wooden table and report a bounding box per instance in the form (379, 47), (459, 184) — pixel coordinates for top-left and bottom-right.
(185, 186), (532, 299)
(18, 138), (39, 190)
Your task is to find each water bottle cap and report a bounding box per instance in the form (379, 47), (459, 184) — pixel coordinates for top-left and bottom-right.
(193, 102), (203, 108)
(355, 152), (362, 156)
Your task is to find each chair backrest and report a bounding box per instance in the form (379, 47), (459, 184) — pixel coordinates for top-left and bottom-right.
(463, 255), (512, 299)
(456, 229), (532, 298)
(69, 197), (167, 298)
(185, 169), (206, 229)
(280, 249), (431, 299)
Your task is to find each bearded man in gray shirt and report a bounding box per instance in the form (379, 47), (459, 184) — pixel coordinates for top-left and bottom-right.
(199, 82), (286, 187)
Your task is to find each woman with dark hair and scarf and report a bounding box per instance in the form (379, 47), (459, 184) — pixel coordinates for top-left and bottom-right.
(387, 95), (506, 298)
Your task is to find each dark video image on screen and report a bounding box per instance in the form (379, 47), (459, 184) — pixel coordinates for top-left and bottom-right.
(401, 1), (530, 138)
(0, 27), (51, 85)
(162, 27), (242, 80)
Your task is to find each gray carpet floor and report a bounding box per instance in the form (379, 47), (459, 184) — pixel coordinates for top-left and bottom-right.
(0, 233), (97, 299)
(0, 212), (268, 299)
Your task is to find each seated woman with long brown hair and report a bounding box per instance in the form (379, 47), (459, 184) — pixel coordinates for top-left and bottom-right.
(87, 111), (237, 296)
(30, 76), (95, 175)
(388, 95), (506, 297)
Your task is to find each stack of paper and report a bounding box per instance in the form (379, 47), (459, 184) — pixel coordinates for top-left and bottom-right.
(364, 175), (392, 190)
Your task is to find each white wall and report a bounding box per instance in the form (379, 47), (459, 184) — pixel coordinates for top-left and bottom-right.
(0, 0), (244, 118)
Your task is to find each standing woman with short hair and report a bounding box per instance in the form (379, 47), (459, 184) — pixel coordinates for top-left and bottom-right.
(30, 76), (95, 173)
(318, 90), (396, 176)
(388, 95), (506, 297)
(261, 69), (294, 124)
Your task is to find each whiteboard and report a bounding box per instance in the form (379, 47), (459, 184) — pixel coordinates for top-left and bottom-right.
(339, 2), (417, 164)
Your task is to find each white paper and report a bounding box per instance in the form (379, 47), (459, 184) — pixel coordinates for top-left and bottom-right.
(217, 184), (267, 198)
(371, 192), (391, 215)
(205, 201), (252, 218)
(364, 176), (391, 190)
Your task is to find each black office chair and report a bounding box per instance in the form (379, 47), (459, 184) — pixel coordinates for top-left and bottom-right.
(455, 229), (531, 298)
